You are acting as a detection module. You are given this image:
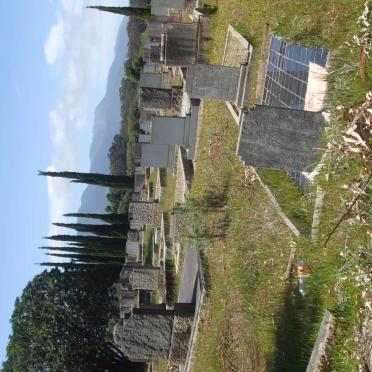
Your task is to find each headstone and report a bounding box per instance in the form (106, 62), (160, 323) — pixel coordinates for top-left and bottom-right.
(114, 308), (174, 361)
(236, 105), (326, 172)
(141, 99), (200, 160)
(120, 264), (163, 291)
(162, 23), (198, 66)
(151, 0), (186, 16)
(119, 290), (138, 318)
(140, 143), (176, 170)
(140, 72), (172, 90)
(139, 87), (173, 111)
(134, 174), (146, 193)
(185, 64), (249, 108)
(126, 230), (140, 261)
(129, 201), (161, 229)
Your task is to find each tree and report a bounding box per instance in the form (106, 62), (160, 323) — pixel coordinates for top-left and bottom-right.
(87, 6), (151, 20)
(39, 246), (126, 258)
(2, 267), (147, 371)
(45, 253), (124, 265)
(64, 212), (126, 224)
(45, 235), (126, 250)
(39, 171), (134, 189)
(53, 222), (130, 237)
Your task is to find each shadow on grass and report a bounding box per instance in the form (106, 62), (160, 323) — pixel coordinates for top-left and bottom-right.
(270, 279), (324, 372)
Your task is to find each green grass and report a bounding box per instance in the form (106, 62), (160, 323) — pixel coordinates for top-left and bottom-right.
(148, 168), (158, 200)
(143, 226), (153, 265)
(161, 172), (176, 212)
(257, 168), (314, 234)
(165, 257), (179, 306)
(184, 101), (293, 370)
(189, 1), (370, 371)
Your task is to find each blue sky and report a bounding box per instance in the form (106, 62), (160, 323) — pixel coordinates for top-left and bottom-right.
(0, 0), (126, 364)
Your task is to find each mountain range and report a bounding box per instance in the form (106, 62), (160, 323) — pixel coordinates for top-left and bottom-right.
(78, 18), (128, 214)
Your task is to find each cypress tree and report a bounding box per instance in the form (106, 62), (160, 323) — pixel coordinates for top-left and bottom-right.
(39, 246), (125, 257)
(45, 253), (124, 264)
(39, 262), (101, 269)
(86, 6), (151, 20)
(39, 171), (133, 189)
(64, 212), (126, 224)
(45, 235), (126, 249)
(53, 222), (130, 237)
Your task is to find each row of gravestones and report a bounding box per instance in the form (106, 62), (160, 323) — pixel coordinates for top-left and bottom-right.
(137, 65), (325, 175)
(115, 1), (327, 364)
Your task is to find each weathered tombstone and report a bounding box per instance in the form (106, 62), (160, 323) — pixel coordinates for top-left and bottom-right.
(236, 105), (326, 173)
(140, 71), (172, 90)
(144, 22), (198, 66)
(151, 0), (186, 16)
(162, 23), (199, 66)
(129, 201), (161, 229)
(120, 264), (163, 291)
(140, 143), (176, 170)
(139, 87), (183, 112)
(114, 307), (175, 361)
(185, 64), (250, 108)
(140, 99), (200, 160)
(119, 290), (138, 318)
(139, 87), (173, 111)
(126, 230), (140, 262)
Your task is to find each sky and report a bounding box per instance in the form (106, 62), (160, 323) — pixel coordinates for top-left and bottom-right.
(0, 0), (127, 364)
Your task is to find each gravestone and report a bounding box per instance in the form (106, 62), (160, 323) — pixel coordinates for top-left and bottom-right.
(120, 264), (163, 291)
(114, 308), (175, 361)
(236, 105), (326, 172)
(129, 201), (161, 229)
(185, 64), (249, 108)
(139, 87), (183, 112)
(151, 0), (186, 16)
(140, 71), (172, 89)
(119, 290), (138, 318)
(140, 143), (176, 170)
(144, 21), (198, 66)
(125, 230), (140, 262)
(139, 99), (200, 160)
(139, 87), (172, 111)
(162, 23), (198, 66)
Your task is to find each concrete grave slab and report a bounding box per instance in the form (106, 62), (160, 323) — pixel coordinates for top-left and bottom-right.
(237, 105), (326, 173)
(140, 143), (176, 170)
(185, 64), (249, 108)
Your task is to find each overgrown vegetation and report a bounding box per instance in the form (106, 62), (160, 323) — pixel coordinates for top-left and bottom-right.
(165, 257), (179, 306)
(143, 226), (153, 265)
(189, 0), (371, 370)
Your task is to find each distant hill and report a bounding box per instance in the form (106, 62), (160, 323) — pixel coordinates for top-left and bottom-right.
(78, 19), (129, 214)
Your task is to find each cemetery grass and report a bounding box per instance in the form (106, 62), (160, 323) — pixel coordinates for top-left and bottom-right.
(193, 0), (371, 370)
(188, 101), (294, 370)
(143, 226), (153, 265)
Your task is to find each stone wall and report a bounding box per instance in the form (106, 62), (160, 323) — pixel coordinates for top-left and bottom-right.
(169, 315), (193, 364)
(114, 311), (174, 361)
(120, 265), (163, 291)
(129, 201), (161, 228)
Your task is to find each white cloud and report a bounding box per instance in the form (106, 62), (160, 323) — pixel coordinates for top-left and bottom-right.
(45, 0), (123, 245)
(44, 18), (64, 64)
